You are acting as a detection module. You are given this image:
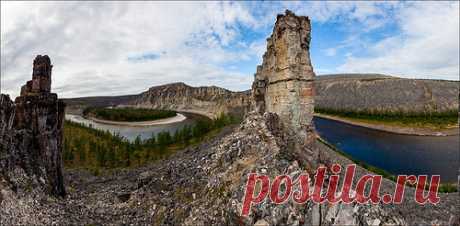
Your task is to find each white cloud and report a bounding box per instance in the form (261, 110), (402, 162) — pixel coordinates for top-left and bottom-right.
(0, 1), (257, 98)
(286, 1), (394, 30)
(338, 2), (460, 80)
(1, 1), (458, 99)
(323, 48), (337, 57)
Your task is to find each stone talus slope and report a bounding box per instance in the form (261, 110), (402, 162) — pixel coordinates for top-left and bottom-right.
(131, 82), (250, 118)
(130, 112), (406, 225)
(315, 75), (459, 114)
(0, 112), (406, 225)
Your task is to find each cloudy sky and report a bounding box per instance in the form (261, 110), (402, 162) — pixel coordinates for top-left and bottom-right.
(1, 1), (459, 98)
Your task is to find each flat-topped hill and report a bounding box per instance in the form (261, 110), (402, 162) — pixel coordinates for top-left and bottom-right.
(315, 74), (459, 114)
(316, 73), (395, 80)
(63, 73), (459, 118)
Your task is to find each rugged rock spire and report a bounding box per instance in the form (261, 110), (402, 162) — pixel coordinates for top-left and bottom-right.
(21, 55), (52, 95)
(252, 10), (317, 168)
(0, 55), (65, 197)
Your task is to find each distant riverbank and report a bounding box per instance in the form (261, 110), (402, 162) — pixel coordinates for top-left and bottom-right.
(314, 113), (459, 136)
(65, 113), (205, 142)
(88, 113), (187, 126)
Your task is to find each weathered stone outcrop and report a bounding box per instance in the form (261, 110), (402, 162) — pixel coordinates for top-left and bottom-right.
(0, 55), (65, 198)
(20, 55), (52, 95)
(0, 95), (15, 152)
(251, 10), (318, 168)
(131, 82), (250, 119)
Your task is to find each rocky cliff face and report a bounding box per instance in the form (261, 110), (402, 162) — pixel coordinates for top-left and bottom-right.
(315, 74), (459, 114)
(251, 10), (317, 169)
(0, 55), (65, 199)
(133, 74), (458, 117)
(64, 75), (458, 118)
(131, 82), (250, 118)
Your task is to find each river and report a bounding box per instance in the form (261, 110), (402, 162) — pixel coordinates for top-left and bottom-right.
(314, 117), (459, 183)
(65, 113), (209, 141)
(65, 114), (459, 183)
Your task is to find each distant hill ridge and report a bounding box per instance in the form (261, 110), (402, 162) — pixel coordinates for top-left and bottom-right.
(316, 73), (395, 80)
(315, 74), (459, 114)
(131, 82), (250, 118)
(64, 74), (459, 117)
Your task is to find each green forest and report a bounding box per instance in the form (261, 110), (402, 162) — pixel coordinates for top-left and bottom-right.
(63, 113), (239, 172)
(315, 107), (458, 129)
(83, 107), (177, 122)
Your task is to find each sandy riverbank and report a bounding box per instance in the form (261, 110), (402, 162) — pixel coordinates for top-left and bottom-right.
(314, 113), (459, 136)
(88, 113), (187, 126)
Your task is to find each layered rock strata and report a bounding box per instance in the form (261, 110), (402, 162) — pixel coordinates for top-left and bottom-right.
(0, 55), (66, 197)
(252, 10), (318, 168)
(132, 82), (250, 119)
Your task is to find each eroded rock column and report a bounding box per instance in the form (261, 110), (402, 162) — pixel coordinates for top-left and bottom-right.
(252, 10), (317, 167)
(1, 55), (66, 197)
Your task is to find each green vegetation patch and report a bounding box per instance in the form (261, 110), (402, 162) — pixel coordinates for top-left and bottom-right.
(315, 107), (458, 129)
(83, 107), (176, 122)
(63, 113), (240, 170)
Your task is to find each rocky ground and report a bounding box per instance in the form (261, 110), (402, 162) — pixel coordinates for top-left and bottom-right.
(2, 112), (458, 225)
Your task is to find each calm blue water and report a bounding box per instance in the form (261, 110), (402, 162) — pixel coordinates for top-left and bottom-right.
(314, 117), (459, 183)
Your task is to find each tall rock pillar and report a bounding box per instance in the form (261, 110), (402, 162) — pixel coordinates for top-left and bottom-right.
(252, 10), (317, 167)
(1, 55), (66, 197)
